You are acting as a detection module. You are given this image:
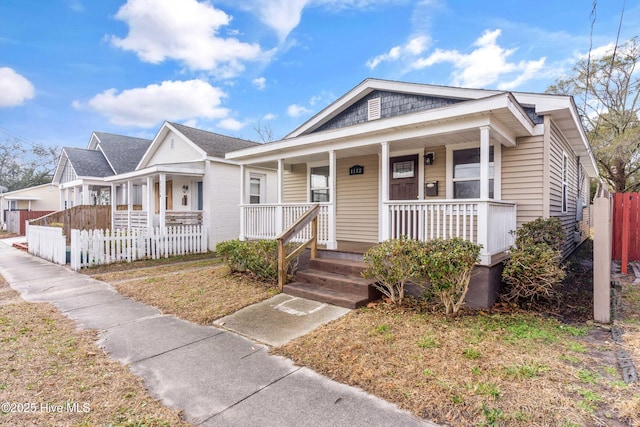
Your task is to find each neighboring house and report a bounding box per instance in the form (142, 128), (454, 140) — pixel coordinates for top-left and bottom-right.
(105, 121), (276, 250)
(52, 132), (152, 209)
(0, 183), (60, 234)
(226, 78), (598, 307)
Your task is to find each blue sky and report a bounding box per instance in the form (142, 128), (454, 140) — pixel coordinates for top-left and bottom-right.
(0, 0), (637, 150)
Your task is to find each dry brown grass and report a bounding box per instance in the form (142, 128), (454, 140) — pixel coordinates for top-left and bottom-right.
(0, 277), (189, 427)
(79, 252), (219, 276)
(112, 265), (278, 325)
(274, 299), (640, 426)
(90, 258), (220, 283)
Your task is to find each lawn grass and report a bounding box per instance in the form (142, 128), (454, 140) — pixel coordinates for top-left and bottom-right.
(111, 264), (279, 325)
(0, 277), (189, 427)
(273, 300), (639, 426)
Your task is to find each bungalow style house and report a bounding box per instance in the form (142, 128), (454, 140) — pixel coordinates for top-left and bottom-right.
(103, 121), (277, 250)
(1, 183), (60, 234)
(226, 78), (598, 308)
(53, 132), (152, 208)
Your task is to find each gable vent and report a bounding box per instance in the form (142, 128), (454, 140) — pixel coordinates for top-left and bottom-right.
(368, 98), (381, 121)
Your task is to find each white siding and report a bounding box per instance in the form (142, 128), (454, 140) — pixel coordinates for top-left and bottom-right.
(423, 145), (446, 199)
(207, 162), (242, 251)
(146, 130), (203, 165)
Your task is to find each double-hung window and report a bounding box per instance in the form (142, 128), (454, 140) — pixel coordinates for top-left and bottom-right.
(249, 174), (265, 204)
(452, 147), (494, 199)
(310, 166), (330, 202)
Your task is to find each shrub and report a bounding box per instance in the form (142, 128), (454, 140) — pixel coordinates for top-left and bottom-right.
(514, 217), (565, 252)
(362, 236), (422, 305)
(217, 239), (296, 283)
(501, 217), (566, 304)
(416, 238), (481, 315)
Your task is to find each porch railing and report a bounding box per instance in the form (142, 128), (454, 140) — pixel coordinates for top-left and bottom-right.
(113, 210), (148, 229)
(242, 203), (330, 244)
(276, 204), (320, 289)
(166, 210), (203, 226)
(385, 200), (516, 264)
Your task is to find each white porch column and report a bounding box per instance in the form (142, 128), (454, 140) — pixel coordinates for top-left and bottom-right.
(74, 186), (81, 207)
(159, 173), (166, 228)
(239, 165), (246, 240)
(59, 188), (65, 210)
(82, 183), (89, 205)
(478, 126), (491, 264)
(275, 159), (284, 235)
(146, 176), (153, 228)
(110, 183), (116, 228)
(66, 187), (71, 208)
(480, 126), (490, 200)
(327, 150), (337, 249)
(380, 141), (390, 241)
(127, 180), (133, 228)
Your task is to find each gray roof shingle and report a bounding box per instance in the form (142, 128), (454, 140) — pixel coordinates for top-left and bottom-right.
(169, 122), (259, 158)
(63, 147), (114, 178)
(94, 132), (152, 174)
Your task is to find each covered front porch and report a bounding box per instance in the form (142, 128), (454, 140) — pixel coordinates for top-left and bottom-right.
(241, 199), (515, 265)
(106, 163), (205, 230)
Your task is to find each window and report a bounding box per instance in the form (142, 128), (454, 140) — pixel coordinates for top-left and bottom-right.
(132, 185), (143, 205)
(452, 147), (494, 199)
(249, 176), (261, 204)
(562, 152), (568, 213)
(310, 166), (330, 202)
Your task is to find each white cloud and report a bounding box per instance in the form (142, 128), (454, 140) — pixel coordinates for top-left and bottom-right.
(109, 0), (271, 76)
(287, 104), (312, 117)
(574, 42), (616, 61)
(309, 90), (335, 106)
(412, 29), (546, 89)
(244, 0), (404, 42)
(0, 67), (35, 107)
(263, 113), (277, 120)
(367, 35), (430, 69)
(252, 77), (266, 90)
(75, 79), (229, 127)
(217, 117), (246, 131)
(66, 0), (84, 12)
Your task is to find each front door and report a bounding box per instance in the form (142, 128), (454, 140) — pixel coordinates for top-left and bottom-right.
(390, 155), (419, 200)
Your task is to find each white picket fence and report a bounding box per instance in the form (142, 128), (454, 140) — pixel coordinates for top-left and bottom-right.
(70, 225), (208, 270)
(26, 224), (67, 265)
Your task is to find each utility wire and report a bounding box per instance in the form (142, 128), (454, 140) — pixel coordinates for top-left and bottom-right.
(584, 0), (597, 117)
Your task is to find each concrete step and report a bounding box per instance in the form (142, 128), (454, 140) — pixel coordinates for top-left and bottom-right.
(309, 257), (367, 276)
(283, 282), (370, 309)
(295, 269), (375, 298)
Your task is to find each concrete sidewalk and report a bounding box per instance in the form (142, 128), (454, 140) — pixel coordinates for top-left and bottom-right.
(0, 242), (435, 426)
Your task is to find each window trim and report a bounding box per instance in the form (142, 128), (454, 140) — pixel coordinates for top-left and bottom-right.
(307, 162), (330, 203)
(248, 173), (266, 204)
(446, 141), (501, 199)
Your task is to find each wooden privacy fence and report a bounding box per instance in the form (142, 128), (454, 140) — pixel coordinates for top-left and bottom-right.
(70, 225), (208, 270)
(26, 224), (66, 265)
(612, 192), (640, 273)
(30, 205), (111, 244)
(5, 210), (54, 235)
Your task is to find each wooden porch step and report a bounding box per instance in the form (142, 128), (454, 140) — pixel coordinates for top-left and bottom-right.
(283, 282), (371, 309)
(295, 269), (375, 298)
(309, 257), (367, 276)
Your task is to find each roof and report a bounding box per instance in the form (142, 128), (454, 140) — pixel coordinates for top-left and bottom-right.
(63, 147), (114, 178)
(168, 122), (259, 158)
(93, 132), (152, 174)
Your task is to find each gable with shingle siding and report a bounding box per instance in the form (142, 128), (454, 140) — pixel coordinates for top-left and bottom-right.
(313, 90), (465, 133)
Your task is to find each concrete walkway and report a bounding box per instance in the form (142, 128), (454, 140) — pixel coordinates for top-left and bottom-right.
(0, 241), (435, 427)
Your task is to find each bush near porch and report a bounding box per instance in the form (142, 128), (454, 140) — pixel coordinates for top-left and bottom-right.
(362, 237), (480, 315)
(217, 239), (298, 283)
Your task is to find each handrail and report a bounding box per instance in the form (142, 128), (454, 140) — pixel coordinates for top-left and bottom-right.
(276, 203), (320, 289)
